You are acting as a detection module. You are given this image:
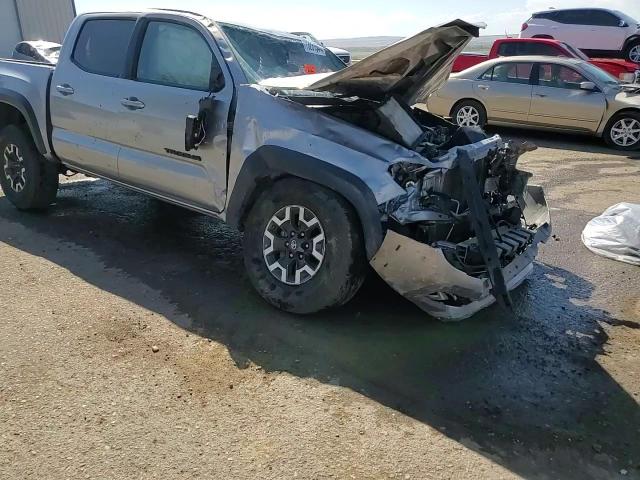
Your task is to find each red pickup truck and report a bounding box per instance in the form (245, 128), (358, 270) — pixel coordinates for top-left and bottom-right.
(453, 38), (640, 82)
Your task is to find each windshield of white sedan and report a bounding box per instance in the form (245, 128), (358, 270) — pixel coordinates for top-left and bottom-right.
(219, 23), (346, 82)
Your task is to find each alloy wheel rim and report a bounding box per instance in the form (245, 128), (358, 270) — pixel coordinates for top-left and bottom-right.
(456, 106), (480, 127)
(629, 46), (640, 63)
(3, 144), (26, 193)
(610, 118), (640, 147)
(263, 205), (326, 285)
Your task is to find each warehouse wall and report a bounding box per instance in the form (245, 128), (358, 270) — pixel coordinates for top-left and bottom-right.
(14, 0), (76, 44)
(0, 0), (23, 57)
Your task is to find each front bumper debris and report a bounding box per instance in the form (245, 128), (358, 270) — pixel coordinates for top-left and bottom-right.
(371, 185), (551, 321)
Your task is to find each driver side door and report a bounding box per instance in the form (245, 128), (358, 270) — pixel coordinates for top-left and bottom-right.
(528, 63), (606, 132)
(114, 17), (232, 213)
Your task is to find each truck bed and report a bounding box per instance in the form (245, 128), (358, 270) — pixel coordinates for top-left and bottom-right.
(0, 59), (54, 154)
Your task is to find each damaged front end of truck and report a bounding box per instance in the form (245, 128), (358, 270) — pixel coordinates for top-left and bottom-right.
(225, 19), (551, 320)
(373, 134), (550, 320)
(307, 21), (550, 319)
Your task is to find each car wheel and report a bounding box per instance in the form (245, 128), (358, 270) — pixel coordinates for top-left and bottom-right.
(604, 112), (640, 151)
(0, 125), (59, 210)
(451, 100), (487, 128)
(624, 41), (640, 63)
(243, 178), (368, 314)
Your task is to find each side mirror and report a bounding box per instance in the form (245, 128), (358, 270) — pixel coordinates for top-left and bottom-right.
(185, 115), (205, 152)
(580, 81), (597, 91)
(185, 96), (216, 151)
(619, 20), (629, 28)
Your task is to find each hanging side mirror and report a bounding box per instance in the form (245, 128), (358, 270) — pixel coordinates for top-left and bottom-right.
(185, 96), (216, 152)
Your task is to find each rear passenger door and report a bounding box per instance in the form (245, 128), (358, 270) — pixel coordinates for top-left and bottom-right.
(114, 16), (232, 213)
(51, 16), (137, 178)
(475, 62), (534, 123)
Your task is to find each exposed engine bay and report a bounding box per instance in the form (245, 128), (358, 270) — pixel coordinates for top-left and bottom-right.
(269, 85), (551, 320)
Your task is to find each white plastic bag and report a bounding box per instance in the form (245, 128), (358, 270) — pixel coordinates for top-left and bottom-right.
(581, 203), (640, 266)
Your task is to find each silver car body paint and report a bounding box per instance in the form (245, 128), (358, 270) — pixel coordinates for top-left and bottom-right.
(0, 11), (551, 320)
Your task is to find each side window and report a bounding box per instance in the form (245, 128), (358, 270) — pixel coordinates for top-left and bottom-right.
(557, 10), (587, 25)
(73, 19), (136, 76)
(532, 12), (557, 21)
(136, 22), (220, 91)
(588, 10), (621, 27)
(480, 66), (493, 80)
(491, 63), (533, 85)
(538, 64), (587, 90)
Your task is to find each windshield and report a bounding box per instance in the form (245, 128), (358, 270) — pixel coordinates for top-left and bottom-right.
(561, 42), (589, 61)
(290, 32), (321, 44)
(219, 23), (346, 82)
(580, 61), (620, 87)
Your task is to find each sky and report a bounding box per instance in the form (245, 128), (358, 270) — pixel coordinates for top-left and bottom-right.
(75, 0), (640, 39)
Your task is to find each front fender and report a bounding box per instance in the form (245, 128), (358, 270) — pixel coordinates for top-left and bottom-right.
(226, 145), (385, 260)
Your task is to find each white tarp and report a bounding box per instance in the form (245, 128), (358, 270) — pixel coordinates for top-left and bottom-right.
(582, 203), (640, 266)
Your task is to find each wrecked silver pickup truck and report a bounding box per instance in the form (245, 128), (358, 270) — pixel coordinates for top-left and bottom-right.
(0, 11), (550, 320)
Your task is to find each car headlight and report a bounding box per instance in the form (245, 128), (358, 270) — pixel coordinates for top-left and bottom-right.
(620, 72), (636, 83)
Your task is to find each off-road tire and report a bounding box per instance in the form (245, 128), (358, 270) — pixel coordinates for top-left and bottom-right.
(603, 111), (640, 151)
(451, 100), (488, 128)
(243, 178), (367, 314)
(0, 125), (58, 210)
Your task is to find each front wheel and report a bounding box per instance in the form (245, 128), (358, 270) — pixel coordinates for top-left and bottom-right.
(604, 112), (640, 150)
(0, 125), (59, 210)
(243, 178), (367, 314)
(451, 100), (487, 128)
(624, 41), (640, 63)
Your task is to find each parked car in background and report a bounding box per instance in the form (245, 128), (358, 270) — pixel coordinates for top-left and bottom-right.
(521, 8), (640, 63)
(12, 41), (61, 64)
(428, 56), (640, 150)
(453, 37), (640, 83)
(291, 32), (352, 64)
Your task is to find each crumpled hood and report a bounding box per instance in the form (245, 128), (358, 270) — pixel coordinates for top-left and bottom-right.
(307, 20), (480, 105)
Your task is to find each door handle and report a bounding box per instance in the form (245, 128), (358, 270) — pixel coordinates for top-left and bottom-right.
(535, 93), (547, 97)
(478, 84), (490, 90)
(56, 84), (75, 96)
(121, 97), (145, 110)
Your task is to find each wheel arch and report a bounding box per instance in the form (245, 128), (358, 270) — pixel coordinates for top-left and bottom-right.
(449, 98), (487, 120)
(602, 107), (640, 136)
(226, 145), (385, 260)
(623, 35), (640, 52)
(0, 89), (47, 155)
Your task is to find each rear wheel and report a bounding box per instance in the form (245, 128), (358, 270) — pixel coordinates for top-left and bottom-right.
(604, 112), (640, 150)
(451, 100), (487, 128)
(624, 41), (640, 63)
(243, 178), (367, 314)
(0, 125), (58, 210)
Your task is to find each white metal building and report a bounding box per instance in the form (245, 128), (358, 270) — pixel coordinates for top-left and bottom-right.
(0, 0), (76, 57)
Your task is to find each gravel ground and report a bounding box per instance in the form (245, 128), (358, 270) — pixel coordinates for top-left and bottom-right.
(0, 127), (639, 479)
